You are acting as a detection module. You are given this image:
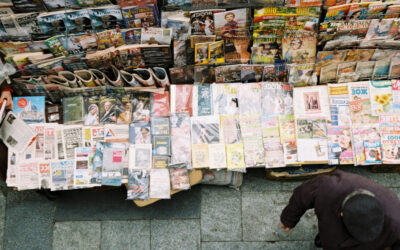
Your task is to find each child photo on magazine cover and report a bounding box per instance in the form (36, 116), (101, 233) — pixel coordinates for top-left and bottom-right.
(225, 37), (251, 63)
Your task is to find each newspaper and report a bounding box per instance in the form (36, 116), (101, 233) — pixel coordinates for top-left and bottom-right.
(149, 168), (171, 199)
(74, 147), (97, 188)
(83, 126), (105, 148)
(38, 161), (51, 189)
(16, 160), (39, 191)
(31, 124), (44, 159)
(7, 151), (17, 187)
(0, 112), (37, 153)
(62, 125), (83, 160)
(51, 160), (74, 191)
(296, 118), (329, 162)
(44, 124), (57, 160)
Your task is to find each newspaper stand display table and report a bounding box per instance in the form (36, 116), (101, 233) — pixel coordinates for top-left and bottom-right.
(132, 169), (203, 207)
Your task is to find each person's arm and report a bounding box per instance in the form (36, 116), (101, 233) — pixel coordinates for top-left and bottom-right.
(280, 175), (321, 230)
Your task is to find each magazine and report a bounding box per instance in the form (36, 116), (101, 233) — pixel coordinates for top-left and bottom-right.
(327, 126), (353, 165)
(208, 143), (227, 169)
(389, 58), (400, 79)
(293, 85), (330, 119)
(212, 84), (239, 115)
(214, 8), (249, 39)
(214, 65), (242, 83)
(37, 11), (66, 35)
(261, 115), (284, 168)
(132, 93), (151, 123)
(373, 59), (391, 80)
(151, 92), (170, 117)
(51, 160), (74, 191)
(370, 80), (393, 116)
(348, 81), (378, 126)
(168, 163), (190, 190)
(190, 10), (223, 36)
(393, 80), (400, 113)
(170, 84), (193, 116)
(240, 114), (265, 167)
(366, 19), (394, 40)
(64, 9), (92, 34)
(240, 65), (263, 83)
(224, 37), (251, 64)
(226, 143), (245, 170)
(151, 117), (170, 136)
(191, 115), (220, 144)
(129, 144), (152, 169)
(208, 40), (225, 64)
(328, 83), (352, 127)
(282, 36), (317, 64)
(194, 42), (211, 65)
(141, 28), (173, 45)
(122, 28), (141, 44)
(288, 63), (317, 87)
(295, 118), (328, 162)
(13, 96), (45, 124)
(320, 63), (338, 84)
(149, 168), (170, 199)
(161, 10), (190, 40)
(251, 41), (282, 64)
(238, 83), (262, 115)
(122, 5), (159, 28)
(261, 82), (293, 116)
(89, 5), (124, 30)
(129, 122), (151, 144)
(278, 114), (298, 165)
(101, 145), (125, 186)
(220, 115), (241, 144)
(356, 61), (375, 80)
(192, 84), (213, 116)
(74, 147), (96, 188)
(62, 125), (83, 159)
(191, 143), (209, 168)
(63, 96), (84, 124)
(351, 126), (380, 165)
(379, 114), (400, 164)
(127, 169), (149, 200)
(153, 135), (171, 156)
(171, 135), (192, 168)
(16, 160), (39, 191)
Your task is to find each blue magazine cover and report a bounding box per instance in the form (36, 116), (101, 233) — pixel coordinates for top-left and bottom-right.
(12, 96), (45, 124)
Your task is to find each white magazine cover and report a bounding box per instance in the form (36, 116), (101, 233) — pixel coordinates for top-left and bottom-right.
(208, 143), (227, 169)
(149, 168), (171, 199)
(212, 84), (239, 116)
(129, 144), (152, 170)
(238, 83), (262, 115)
(293, 85), (330, 119)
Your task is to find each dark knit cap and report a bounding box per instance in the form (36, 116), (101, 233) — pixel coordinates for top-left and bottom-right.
(341, 189), (384, 243)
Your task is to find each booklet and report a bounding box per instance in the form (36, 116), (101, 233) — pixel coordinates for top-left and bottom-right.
(149, 168), (170, 199)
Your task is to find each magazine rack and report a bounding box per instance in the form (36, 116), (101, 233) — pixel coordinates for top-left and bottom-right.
(132, 169), (203, 207)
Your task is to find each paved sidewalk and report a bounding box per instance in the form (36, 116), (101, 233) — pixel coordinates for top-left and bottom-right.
(0, 167), (399, 250)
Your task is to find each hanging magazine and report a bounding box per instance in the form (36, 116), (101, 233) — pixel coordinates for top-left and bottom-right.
(212, 84), (239, 115)
(192, 85), (213, 116)
(220, 115), (241, 144)
(295, 118), (328, 162)
(238, 83), (262, 115)
(369, 80), (393, 116)
(261, 82), (293, 116)
(170, 85), (193, 116)
(279, 115), (298, 165)
(127, 169), (149, 200)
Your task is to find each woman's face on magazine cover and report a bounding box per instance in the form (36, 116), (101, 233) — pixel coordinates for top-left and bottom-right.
(234, 39), (249, 53)
(290, 39), (302, 50)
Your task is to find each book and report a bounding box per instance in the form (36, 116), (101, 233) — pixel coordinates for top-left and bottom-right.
(74, 147), (96, 188)
(152, 135), (171, 156)
(170, 84), (193, 116)
(191, 143), (209, 168)
(129, 122), (151, 144)
(226, 143), (245, 170)
(129, 144), (152, 169)
(168, 163), (190, 190)
(152, 155), (170, 168)
(132, 93), (151, 123)
(89, 5), (124, 30)
(127, 169), (149, 200)
(151, 117), (170, 136)
(63, 96), (85, 124)
(208, 143), (226, 169)
(191, 115), (220, 144)
(13, 96), (45, 124)
(151, 92), (170, 117)
(149, 168), (170, 199)
(261, 115), (284, 168)
(51, 160), (75, 191)
(370, 80), (393, 116)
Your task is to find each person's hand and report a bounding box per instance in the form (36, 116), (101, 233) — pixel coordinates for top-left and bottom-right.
(0, 90), (13, 110)
(281, 222), (291, 232)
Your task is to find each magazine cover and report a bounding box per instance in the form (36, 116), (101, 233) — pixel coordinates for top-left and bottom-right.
(37, 11), (66, 35)
(151, 117), (170, 136)
(328, 83), (351, 127)
(168, 163), (190, 190)
(380, 114), (400, 164)
(191, 143), (209, 168)
(251, 41), (282, 64)
(370, 80), (393, 116)
(62, 125), (83, 159)
(161, 10), (190, 40)
(89, 5), (124, 30)
(293, 85), (330, 119)
(288, 63), (317, 87)
(141, 28), (172, 45)
(74, 147), (96, 188)
(212, 84), (239, 115)
(122, 5), (159, 28)
(127, 169), (149, 200)
(261, 82), (293, 116)
(170, 84), (193, 116)
(194, 84), (213, 116)
(64, 9), (92, 34)
(16, 161), (39, 191)
(240, 114), (265, 167)
(366, 2), (389, 19)
(122, 28), (141, 44)
(214, 65), (242, 83)
(315, 50), (346, 75)
(295, 118), (328, 162)
(365, 19), (393, 40)
(363, 140), (382, 164)
(129, 144), (152, 169)
(151, 92), (170, 117)
(208, 143), (226, 169)
(115, 95), (132, 124)
(373, 59), (391, 80)
(152, 155), (170, 168)
(149, 168), (170, 199)
(129, 122), (151, 144)
(190, 10), (222, 35)
(393, 80), (400, 113)
(240, 65), (263, 83)
(351, 126), (378, 165)
(190, 35), (216, 49)
(191, 115), (220, 144)
(327, 125), (353, 165)
(220, 115), (241, 144)
(13, 96), (45, 124)
(152, 135), (171, 156)
(337, 61), (358, 83)
(278, 114), (298, 165)
(99, 96), (117, 124)
(261, 115), (285, 168)
(238, 83), (262, 115)
(226, 143), (245, 170)
(132, 93), (151, 122)
(208, 40), (225, 64)
(282, 36), (316, 64)
(194, 42), (211, 65)
(389, 58), (400, 79)
(51, 160), (74, 191)
(325, 4), (350, 21)
(63, 96), (84, 124)
(214, 8), (248, 39)
(225, 37), (251, 64)
(356, 61), (375, 80)
(320, 63), (338, 84)
(347, 81), (378, 126)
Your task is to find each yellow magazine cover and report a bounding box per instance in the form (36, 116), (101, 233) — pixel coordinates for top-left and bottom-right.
(208, 40), (225, 64)
(195, 42), (210, 65)
(191, 143), (210, 168)
(226, 143), (245, 170)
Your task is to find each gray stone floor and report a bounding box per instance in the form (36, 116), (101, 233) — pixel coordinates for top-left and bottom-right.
(0, 167), (399, 250)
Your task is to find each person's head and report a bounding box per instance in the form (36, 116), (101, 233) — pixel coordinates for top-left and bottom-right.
(206, 16), (211, 21)
(125, 103), (132, 111)
(140, 127), (149, 135)
(351, 10), (362, 19)
(290, 38), (302, 50)
(341, 189), (384, 243)
(233, 38), (250, 53)
(104, 101), (112, 111)
(89, 104), (98, 115)
(270, 42), (279, 55)
(225, 12), (235, 22)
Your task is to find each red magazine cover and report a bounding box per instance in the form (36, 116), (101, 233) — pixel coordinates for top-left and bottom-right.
(172, 85), (193, 116)
(152, 91), (170, 117)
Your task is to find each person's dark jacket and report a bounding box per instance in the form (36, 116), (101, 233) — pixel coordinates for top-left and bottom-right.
(280, 169), (400, 250)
